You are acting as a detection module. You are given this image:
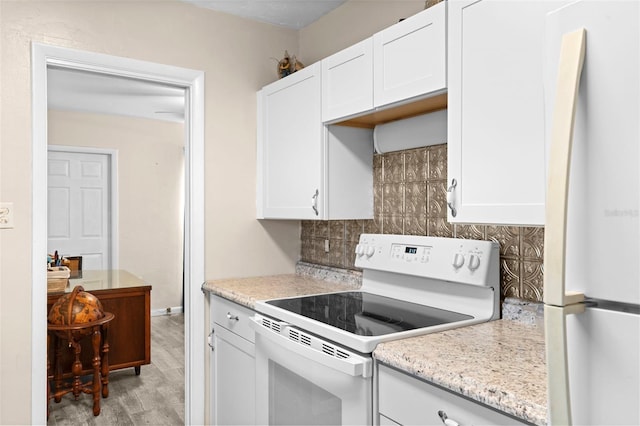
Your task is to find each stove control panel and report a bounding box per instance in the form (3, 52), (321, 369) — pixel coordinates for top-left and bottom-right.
(390, 244), (432, 263)
(355, 234), (499, 288)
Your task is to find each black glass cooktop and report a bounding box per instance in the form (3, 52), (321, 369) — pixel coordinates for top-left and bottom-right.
(266, 291), (473, 337)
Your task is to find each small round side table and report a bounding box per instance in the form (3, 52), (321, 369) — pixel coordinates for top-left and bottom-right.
(47, 311), (115, 417)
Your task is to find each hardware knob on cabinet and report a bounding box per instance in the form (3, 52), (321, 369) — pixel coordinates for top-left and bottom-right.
(226, 312), (239, 321)
(446, 178), (457, 217)
(311, 189), (319, 216)
(437, 410), (461, 426)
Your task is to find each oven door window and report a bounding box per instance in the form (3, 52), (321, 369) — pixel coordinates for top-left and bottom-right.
(254, 330), (372, 425)
(269, 361), (341, 425)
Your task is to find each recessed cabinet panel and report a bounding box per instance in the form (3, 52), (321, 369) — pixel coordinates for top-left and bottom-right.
(322, 38), (374, 123)
(373, 2), (446, 108)
(258, 64), (324, 220)
(447, 0), (566, 225)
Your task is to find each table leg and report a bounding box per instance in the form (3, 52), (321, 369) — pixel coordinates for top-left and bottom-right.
(101, 323), (110, 398)
(71, 339), (82, 400)
(54, 335), (63, 403)
(91, 327), (102, 416)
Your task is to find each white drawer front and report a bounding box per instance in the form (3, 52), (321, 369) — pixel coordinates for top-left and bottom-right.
(211, 295), (255, 343)
(378, 365), (527, 426)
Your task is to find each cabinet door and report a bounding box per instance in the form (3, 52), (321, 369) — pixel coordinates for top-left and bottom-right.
(257, 63), (324, 219)
(447, 0), (565, 225)
(213, 327), (255, 426)
(373, 2), (446, 108)
(322, 38), (374, 123)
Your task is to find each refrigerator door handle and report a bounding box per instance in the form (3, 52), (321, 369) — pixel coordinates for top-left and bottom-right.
(544, 27), (588, 426)
(543, 28), (587, 308)
(545, 304), (585, 426)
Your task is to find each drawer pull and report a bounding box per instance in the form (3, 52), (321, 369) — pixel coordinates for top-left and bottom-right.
(437, 410), (460, 426)
(226, 312), (239, 321)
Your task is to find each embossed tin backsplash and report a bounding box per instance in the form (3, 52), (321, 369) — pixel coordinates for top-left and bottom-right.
(300, 144), (545, 302)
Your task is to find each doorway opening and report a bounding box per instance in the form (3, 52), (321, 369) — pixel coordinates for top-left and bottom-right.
(32, 43), (205, 425)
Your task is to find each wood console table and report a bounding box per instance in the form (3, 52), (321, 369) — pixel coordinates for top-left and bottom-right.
(47, 270), (151, 375)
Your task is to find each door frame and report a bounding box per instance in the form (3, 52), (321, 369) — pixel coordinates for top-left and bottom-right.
(31, 43), (205, 424)
(47, 145), (119, 270)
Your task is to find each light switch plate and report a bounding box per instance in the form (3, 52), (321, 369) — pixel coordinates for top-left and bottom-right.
(0, 202), (14, 229)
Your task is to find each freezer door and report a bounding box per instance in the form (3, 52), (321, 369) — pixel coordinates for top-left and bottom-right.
(545, 0), (639, 305)
(565, 307), (640, 425)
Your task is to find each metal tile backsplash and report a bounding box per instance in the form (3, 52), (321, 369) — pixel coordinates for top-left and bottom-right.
(300, 144), (545, 302)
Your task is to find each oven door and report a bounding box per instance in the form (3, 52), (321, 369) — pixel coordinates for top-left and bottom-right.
(250, 314), (373, 425)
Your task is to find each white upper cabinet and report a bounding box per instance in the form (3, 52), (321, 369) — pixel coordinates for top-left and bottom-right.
(447, 0), (566, 225)
(322, 38), (374, 123)
(257, 63), (374, 220)
(373, 1), (447, 108)
(257, 63), (324, 220)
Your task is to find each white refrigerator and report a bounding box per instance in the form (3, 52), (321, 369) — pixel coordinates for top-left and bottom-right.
(543, 1), (640, 425)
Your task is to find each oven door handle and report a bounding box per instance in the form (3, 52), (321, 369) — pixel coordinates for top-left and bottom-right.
(250, 316), (372, 378)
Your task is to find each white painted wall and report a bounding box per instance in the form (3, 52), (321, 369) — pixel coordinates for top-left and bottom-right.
(299, 0), (426, 64)
(48, 110), (185, 312)
(0, 1), (299, 423)
(0, 0), (438, 422)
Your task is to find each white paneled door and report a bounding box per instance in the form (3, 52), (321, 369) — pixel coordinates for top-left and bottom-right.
(47, 149), (111, 270)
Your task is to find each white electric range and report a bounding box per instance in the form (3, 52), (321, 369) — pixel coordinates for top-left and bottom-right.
(250, 233), (500, 425)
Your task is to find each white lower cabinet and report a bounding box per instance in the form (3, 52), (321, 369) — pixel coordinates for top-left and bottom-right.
(210, 295), (255, 425)
(377, 364), (528, 426)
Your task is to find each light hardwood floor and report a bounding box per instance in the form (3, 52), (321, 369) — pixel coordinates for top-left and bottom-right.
(47, 314), (185, 425)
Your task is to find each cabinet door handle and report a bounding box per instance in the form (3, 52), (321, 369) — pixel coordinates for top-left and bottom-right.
(446, 179), (457, 217)
(226, 312), (239, 321)
(437, 410), (461, 426)
(207, 329), (215, 350)
(311, 189), (319, 216)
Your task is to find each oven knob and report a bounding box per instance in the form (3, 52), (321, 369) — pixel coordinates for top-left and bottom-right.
(452, 253), (465, 269)
(468, 254), (481, 271)
(355, 244), (365, 257)
(366, 245), (375, 257)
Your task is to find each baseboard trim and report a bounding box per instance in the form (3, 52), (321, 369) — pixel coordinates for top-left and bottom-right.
(151, 306), (184, 317)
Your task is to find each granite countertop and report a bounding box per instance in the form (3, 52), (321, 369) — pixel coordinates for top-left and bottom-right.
(374, 320), (547, 425)
(202, 273), (358, 308)
(203, 269), (546, 425)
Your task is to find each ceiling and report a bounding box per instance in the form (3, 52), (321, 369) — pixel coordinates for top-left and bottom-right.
(48, 2), (346, 122)
(180, 0), (348, 29)
(47, 66), (186, 123)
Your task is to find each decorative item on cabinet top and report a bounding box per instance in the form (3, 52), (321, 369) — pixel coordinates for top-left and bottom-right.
(275, 50), (304, 79)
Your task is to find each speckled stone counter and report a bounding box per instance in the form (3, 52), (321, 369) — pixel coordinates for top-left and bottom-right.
(203, 264), (546, 425)
(374, 320), (547, 425)
(202, 273), (358, 309)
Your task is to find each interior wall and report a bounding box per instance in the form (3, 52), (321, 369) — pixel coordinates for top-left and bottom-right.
(0, 1), (299, 422)
(299, 0), (426, 64)
(48, 109), (185, 311)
